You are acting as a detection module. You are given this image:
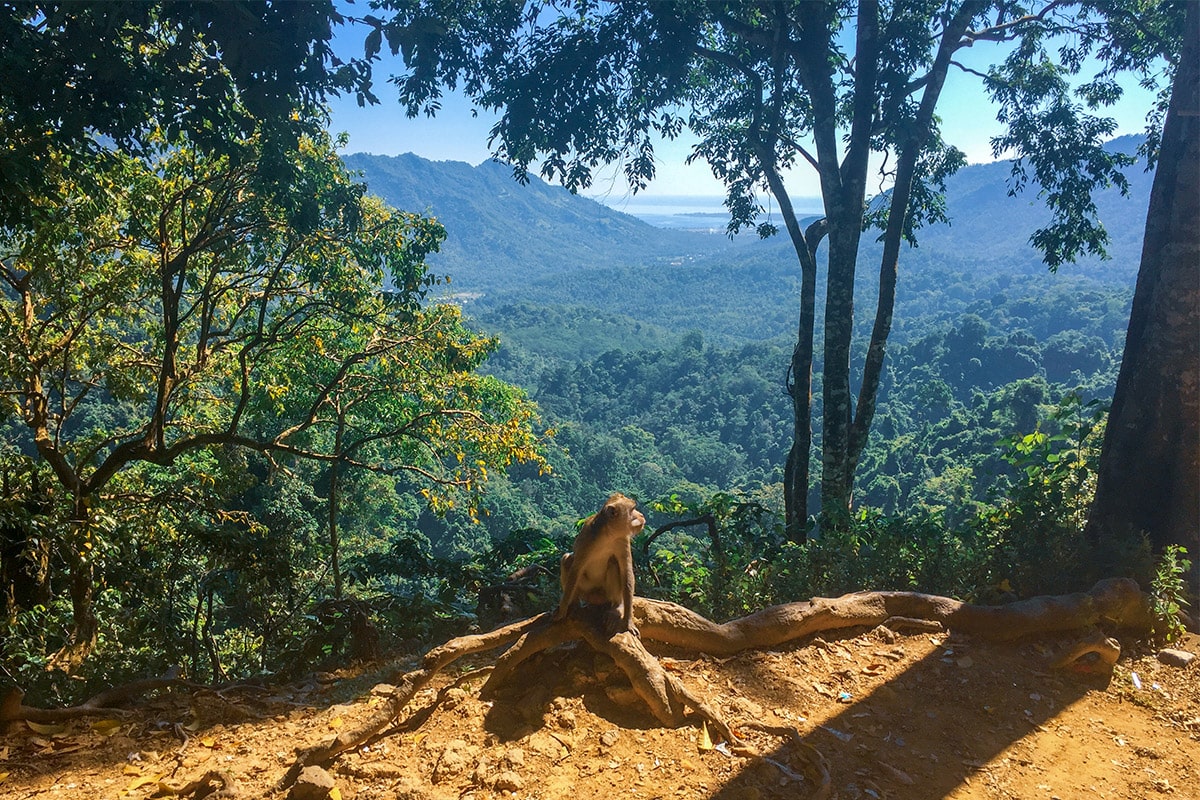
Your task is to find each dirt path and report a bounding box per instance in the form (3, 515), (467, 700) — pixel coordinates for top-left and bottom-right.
(3, 630), (1197, 799)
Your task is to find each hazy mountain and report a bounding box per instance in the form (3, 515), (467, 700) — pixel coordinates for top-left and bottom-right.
(342, 152), (738, 295)
(346, 138), (1150, 353)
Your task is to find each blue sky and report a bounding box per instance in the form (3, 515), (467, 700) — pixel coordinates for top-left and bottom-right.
(326, 15), (1163, 203)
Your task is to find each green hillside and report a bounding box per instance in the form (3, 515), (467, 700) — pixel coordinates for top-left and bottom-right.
(344, 139), (1149, 545)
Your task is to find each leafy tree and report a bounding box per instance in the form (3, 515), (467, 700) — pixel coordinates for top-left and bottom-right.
(1086, 1), (1198, 567)
(365, 0), (1174, 537)
(0, 129), (545, 669)
(0, 1), (375, 227)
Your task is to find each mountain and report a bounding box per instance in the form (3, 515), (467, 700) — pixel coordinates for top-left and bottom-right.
(346, 139), (1150, 354)
(341, 153), (738, 295)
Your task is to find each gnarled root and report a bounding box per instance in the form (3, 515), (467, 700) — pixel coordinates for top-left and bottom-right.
(1052, 628), (1122, 673)
(277, 579), (1149, 794)
(634, 578), (1150, 655)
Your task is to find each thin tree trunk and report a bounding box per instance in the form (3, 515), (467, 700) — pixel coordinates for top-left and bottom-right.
(755, 142), (822, 542)
(329, 408), (346, 599)
(815, 3), (878, 521)
(48, 496), (98, 671)
(848, 2), (983, 484)
(1086, 1), (1200, 563)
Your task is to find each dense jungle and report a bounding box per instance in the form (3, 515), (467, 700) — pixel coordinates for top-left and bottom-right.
(0, 3), (1196, 799)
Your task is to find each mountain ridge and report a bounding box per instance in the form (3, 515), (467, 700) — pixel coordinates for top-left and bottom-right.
(344, 139), (1150, 353)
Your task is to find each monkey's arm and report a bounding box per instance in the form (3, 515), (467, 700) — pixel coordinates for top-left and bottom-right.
(621, 543), (638, 636)
(553, 552), (576, 620)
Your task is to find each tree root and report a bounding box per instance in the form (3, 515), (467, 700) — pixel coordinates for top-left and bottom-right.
(263, 578), (1150, 795)
(739, 722), (832, 800)
(1052, 628), (1123, 673)
(0, 666), (203, 724)
(634, 577), (1150, 655)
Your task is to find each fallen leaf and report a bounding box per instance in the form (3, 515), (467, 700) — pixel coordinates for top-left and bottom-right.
(92, 719), (123, 737)
(26, 720), (67, 737)
(329, 716), (344, 730)
(200, 737), (217, 748)
(0, 771), (9, 784)
(330, 788), (343, 800)
(123, 764), (142, 776)
(697, 721), (713, 751)
(125, 773), (164, 791)
(183, 720), (203, 732)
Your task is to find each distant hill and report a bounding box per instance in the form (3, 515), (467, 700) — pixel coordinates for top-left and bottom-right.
(346, 138), (1151, 352)
(342, 153), (737, 294)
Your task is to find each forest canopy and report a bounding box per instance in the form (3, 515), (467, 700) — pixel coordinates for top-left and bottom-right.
(0, 1), (1194, 707)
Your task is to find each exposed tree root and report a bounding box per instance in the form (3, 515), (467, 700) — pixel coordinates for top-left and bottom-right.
(634, 577), (1150, 655)
(267, 579), (1151, 796)
(0, 666), (202, 724)
(1052, 628), (1123, 673)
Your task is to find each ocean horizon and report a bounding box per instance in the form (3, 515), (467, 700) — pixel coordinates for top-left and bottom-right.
(591, 193), (824, 230)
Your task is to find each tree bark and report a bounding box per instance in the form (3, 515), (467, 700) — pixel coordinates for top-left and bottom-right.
(1086, 1), (1200, 565)
(47, 496), (99, 672)
(848, 2), (984, 485)
(329, 408), (346, 599)
(814, 3), (878, 521)
(756, 146), (823, 543)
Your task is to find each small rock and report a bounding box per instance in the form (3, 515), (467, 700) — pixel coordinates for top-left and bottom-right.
(393, 776), (431, 800)
(504, 747), (526, 768)
(493, 770), (524, 792)
(874, 626), (899, 644)
(557, 709), (577, 729)
(600, 729), (620, 748)
(1157, 649), (1196, 668)
(527, 731), (568, 758)
(433, 739), (476, 783)
(290, 765), (335, 800)
(442, 687), (468, 709)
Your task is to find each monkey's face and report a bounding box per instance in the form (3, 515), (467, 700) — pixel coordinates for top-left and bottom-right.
(602, 492), (645, 536)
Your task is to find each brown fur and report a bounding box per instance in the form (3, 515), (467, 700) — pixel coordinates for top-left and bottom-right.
(554, 492), (645, 635)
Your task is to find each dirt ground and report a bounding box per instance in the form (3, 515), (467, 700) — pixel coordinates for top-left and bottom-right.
(2, 626), (1197, 800)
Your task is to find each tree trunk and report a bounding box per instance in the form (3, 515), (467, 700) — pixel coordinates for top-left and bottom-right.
(48, 496), (99, 672)
(755, 141), (823, 543)
(783, 220), (825, 543)
(848, 3), (983, 487)
(819, 210), (863, 521)
(1085, 1), (1200, 565)
(329, 409), (346, 599)
(814, 4), (878, 522)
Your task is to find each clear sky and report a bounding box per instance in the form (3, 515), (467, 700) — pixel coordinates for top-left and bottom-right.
(326, 15), (1163, 203)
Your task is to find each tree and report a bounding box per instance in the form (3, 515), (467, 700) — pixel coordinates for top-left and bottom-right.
(0, 129), (545, 669)
(366, 0), (1168, 537)
(0, 1), (369, 227)
(1086, 1), (1198, 565)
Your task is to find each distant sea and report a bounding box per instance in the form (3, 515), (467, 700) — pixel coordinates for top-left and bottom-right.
(591, 193), (824, 231)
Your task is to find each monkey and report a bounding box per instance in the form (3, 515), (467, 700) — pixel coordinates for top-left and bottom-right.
(553, 492), (645, 636)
